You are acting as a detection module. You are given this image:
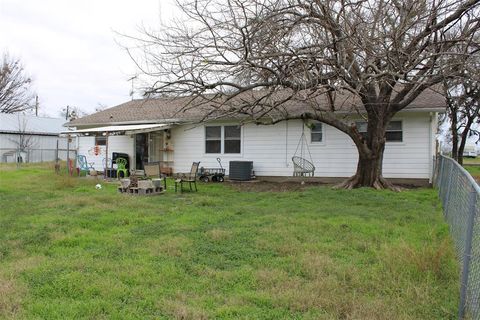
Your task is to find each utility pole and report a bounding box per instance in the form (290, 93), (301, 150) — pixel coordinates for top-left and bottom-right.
(65, 105), (69, 120)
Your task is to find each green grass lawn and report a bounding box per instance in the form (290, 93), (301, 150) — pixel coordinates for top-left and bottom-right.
(0, 164), (458, 319)
(464, 165), (480, 179)
(461, 157), (480, 179)
(461, 157), (480, 165)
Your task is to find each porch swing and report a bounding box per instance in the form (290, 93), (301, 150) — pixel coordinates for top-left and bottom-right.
(292, 123), (315, 177)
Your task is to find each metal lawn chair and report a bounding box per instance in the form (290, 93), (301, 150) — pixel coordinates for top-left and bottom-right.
(174, 162), (200, 192)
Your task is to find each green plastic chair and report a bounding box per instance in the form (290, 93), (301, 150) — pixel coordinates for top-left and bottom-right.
(116, 157), (129, 179)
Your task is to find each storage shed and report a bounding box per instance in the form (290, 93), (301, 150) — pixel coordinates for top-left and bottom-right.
(0, 113), (74, 163)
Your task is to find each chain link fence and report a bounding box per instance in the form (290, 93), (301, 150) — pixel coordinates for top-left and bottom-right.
(0, 148), (76, 163)
(435, 155), (480, 319)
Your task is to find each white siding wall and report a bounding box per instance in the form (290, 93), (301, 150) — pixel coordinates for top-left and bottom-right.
(383, 114), (431, 179)
(74, 112), (434, 179)
(171, 112), (433, 179)
(77, 135), (134, 170)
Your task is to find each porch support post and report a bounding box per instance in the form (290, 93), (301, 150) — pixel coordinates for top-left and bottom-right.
(66, 134), (70, 175)
(104, 131), (109, 179)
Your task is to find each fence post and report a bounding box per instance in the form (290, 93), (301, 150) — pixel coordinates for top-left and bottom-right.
(459, 189), (477, 319)
(439, 156), (445, 191)
(444, 160), (454, 215)
(16, 147), (19, 168)
(434, 154), (443, 190)
(66, 135), (70, 175)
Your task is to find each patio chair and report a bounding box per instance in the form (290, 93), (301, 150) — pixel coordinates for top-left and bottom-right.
(116, 157), (129, 179)
(77, 155), (94, 176)
(174, 162), (200, 192)
(144, 161), (167, 190)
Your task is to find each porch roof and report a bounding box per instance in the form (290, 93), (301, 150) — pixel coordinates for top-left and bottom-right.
(61, 123), (171, 135)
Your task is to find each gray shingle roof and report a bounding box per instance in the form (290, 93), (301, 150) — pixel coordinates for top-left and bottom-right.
(67, 88), (446, 127)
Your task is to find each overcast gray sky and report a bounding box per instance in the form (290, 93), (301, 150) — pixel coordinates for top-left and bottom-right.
(0, 0), (174, 117)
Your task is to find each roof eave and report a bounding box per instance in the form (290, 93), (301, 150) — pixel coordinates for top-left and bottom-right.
(400, 107), (445, 113)
(0, 130), (62, 136)
(65, 118), (190, 128)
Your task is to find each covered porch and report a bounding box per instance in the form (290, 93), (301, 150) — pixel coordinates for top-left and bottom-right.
(62, 123), (176, 177)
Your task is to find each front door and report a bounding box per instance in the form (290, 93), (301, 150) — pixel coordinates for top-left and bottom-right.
(135, 133), (149, 170)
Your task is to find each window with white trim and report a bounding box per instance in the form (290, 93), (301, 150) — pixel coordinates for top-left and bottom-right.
(205, 125), (242, 154)
(224, 125), (241, 153)
(205, 126), (221, 153)
(95, 135), (107, 146)
(310, 123), (323, 142)
(356, 120), (403, 142)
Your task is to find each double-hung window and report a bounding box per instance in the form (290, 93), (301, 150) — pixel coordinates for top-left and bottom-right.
(205, 126), (222, 153)
(355, 120), (403, 142)
(224, 126), (241, 153)
(310, 123), (323, 143)
(205, 125), (241, 154)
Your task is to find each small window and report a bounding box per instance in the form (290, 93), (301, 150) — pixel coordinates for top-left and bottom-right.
(356, 121), (368, 134)
(205, 126), (221, 153)
(310, 123), (323, 142)
(385, 121), (403, 142)
(355, 121), (403, 142)
(95, 136), (106, 146)
(224, 125), (241, 153)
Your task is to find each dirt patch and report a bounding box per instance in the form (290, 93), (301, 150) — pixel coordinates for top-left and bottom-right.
(226, 181), (330, 192)
(394, 183), (422, 190)
(226, 180), (421, 192)
(0, 273), (26, 318)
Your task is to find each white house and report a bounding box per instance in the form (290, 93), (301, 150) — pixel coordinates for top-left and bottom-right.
(0, 113), (75, 163)
(65, 89), (444, 184)
(463, 142), (478, 157)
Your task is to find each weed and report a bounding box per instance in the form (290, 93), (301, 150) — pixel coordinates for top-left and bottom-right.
(55, 175), (78, 190)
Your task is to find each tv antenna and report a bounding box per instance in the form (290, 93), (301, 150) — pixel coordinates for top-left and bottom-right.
(128, 75), (138, 100)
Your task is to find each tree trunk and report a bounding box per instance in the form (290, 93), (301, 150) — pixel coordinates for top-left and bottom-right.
(336, 147), (399, 190)
(450, 107), (459, 161)
(458, 145), (465, 165)
(458, 113), (476, 166)
(335, 116), (400, 191)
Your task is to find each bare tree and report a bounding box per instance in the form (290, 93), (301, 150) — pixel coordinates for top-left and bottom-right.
(60, 106), (88, 121)
(128, 0), (480, 189)
(443, 69), (480, 165)
(0, 52), (35, 114)
(8, 116), (37, 162)
(440, 34), (480, 165)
